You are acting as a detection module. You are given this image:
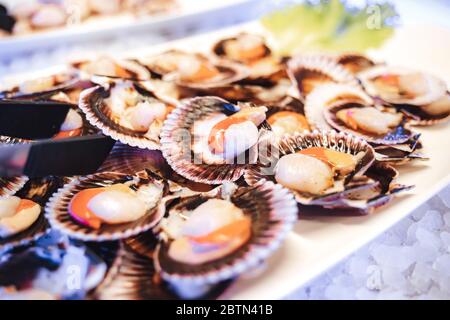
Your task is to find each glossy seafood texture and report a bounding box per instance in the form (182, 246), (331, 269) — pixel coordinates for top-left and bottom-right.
(79, 77), (175, 149)
(0, 177), (64, 252)
(305, 83), (415, 144)
(266, 96), (310, 137)
(245, 130), (410, 213)
(0, 68), (85, 104)
(138, 50), (248, 90)
(358, 65), (450, 125)
(161, 96), (270, 184)
(46, 171), (166, 241)
(212, 33), (285, 82)
(155, 181), (297, 292)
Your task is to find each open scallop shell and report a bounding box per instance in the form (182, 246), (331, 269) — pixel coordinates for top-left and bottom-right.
(155, 181), (297, 286)
(298, 162), (413, 214)
(243, 130), (396, 212)
(304, 82), (373, 130)
(323, 101), (417, 145)
(198, 77), (294, 105)
(79, 78), (174, 150)
(397, 92), (450, 126)
(0, 176), (64, 253)
(288, 54), (359, 98)
(139, 49), (249, 90)
(0, 65), (82, 101)
(212, 33), (272, 63)
(334, 53), (376, 74)
(45, 171), (166, 242)
(358, 65), (447, 106)
(160, 96), (269, 184)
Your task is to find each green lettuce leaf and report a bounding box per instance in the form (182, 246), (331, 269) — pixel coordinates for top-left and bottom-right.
(260, 0), (398, 56)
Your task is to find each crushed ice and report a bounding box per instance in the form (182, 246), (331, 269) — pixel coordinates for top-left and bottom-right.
(287, 185), (450, 300)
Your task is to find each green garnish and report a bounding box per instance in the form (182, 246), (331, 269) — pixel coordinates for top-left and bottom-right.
(261, 0), (398, 55)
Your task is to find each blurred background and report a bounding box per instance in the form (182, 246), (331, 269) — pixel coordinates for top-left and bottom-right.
(0, 0), (450, 300)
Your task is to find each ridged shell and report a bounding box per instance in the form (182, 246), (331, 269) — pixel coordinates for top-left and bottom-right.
(45, 171), (166, 242)
(160, 96), (268, 184)
(139, 50), (249, 90)
(304, 82), (373, 131)
(0, 177), (64, 253)
(288, 54), (359, 98)
(72, 56), (151, 81)
(334, 53), (376, 74)
(79, 79), (172, 150)
(358, 65), (447, 106)
(244, 130), (391, 211)
(155, 181), (297, 285)
(324, 101), (417, 145)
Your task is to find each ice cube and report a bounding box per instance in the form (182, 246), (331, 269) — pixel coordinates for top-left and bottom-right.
(409, 262), (433, 294)
(371, 244), (415, 271)
(416, 227), (441, 250)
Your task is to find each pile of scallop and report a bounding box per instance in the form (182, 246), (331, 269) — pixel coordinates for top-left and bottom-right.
(0, 33), (448, 299)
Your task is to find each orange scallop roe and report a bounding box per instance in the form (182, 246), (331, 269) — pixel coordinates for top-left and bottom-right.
(69, 188), (105, 229)
(336, 109), (359, 130)
(16, 199), (38, 212)
(224, 42), (266, 62)
(182, 63), (220, 82)
(69, 184), (134, 229)
(115, 65), (132, 78)
(53, 128), (82, 140)
(189, 217), (251, 246)
(208, 108), (263, 154)
(267, 111), (310, 131)
(375, 74), (400, 87)
(298, 147), (356, 173)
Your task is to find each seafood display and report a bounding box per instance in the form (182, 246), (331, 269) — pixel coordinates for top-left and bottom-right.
(0, 0), (178, 37)
(0, 29), (448, 300)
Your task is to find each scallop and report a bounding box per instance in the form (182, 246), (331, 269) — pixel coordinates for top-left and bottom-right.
(0, 196), (41, 238)
(336, 106), (403, 135)
(87, 188), (147, 225)
(275, 153), (334, 195)
(268, 111), (310, 136)
(358, 66), (447, 106)
(181, 199), (244, 237)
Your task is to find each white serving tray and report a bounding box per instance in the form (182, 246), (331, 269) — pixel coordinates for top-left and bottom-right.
(0, 0), (261, 56)
(2, 21), (450, 300)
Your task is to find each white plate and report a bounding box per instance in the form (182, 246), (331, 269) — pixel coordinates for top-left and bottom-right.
(3, 22), (450, 300)
(0, 0), (260, 56)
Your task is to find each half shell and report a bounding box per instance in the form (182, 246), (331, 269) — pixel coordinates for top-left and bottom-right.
(72, 55), (151, 81)
(243, 130), (404, 212)
(139, 50), (248, 90)
(160, 96), (270, 184)
(155, 181), (297, 285)
(324, 101), (417, 145)
(304, 82), (373, 131)
(79, 78), (175, 150)
(45, 171), (167, 242)
(0, 176), (64, 253)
